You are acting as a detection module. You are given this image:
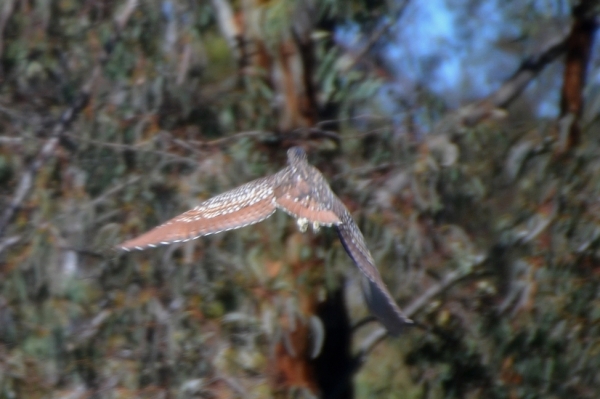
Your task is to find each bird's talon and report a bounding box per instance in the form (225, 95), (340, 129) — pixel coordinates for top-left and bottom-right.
(312, 222), (321, 233)
(297, 218), (309, 232)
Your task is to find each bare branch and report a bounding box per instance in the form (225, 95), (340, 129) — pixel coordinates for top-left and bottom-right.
(0, 4), (139, 238)
(353, 269), (476, 363)
(434, 27), (570, 133)
(0, 136), (60, 238)
(491, 31), (569, 108)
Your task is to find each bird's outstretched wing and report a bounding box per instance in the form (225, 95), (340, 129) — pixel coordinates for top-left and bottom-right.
(333, 200), (412, 335)
(119, 176), (277, 250)
(118, 147), (411, 336)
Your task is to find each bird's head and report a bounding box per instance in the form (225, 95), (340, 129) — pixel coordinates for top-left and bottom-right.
(287, 146), (308, 165)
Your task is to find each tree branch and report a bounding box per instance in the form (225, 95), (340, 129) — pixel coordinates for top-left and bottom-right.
(0, 2), (139, 238)
(353, 269), (477, 364)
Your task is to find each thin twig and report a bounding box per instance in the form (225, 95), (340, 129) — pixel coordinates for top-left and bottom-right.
(339, 0), (411, 72)
(317, 113), (391, 128)
(63, 133), (199, 165)
(0, 235), (20, 256)
(86, 176), (142, 209)
(188, 130), (273, 147)
(290, 127), (342, 146)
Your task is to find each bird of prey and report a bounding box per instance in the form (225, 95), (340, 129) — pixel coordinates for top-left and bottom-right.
(118, 147), (412, 335)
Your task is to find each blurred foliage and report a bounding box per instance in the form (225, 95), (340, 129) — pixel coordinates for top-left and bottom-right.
(0, 0), (599, 398)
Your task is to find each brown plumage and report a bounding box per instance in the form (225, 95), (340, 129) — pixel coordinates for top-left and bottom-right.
(118, 147), (412, 334)
(119, 176), (279, 250)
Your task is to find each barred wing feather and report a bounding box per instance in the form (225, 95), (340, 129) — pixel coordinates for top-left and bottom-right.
(119, 176), (277, 250)
(333, 200), (412, 335)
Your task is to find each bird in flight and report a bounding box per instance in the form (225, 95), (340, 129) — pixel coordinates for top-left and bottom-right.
(119, 147), (412, 335)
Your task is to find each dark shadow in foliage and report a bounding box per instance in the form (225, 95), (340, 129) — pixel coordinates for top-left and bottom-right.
(312, 285), (356, 399)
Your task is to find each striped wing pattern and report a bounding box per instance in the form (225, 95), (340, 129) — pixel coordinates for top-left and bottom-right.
(333, 200), (412, 335)
(118, 147), (411, 335)
(119, 176), (277, 250)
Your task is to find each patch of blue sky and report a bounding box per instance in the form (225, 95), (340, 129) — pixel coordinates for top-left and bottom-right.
(392, 0), (524, 101)
(336, 0), (580, 120)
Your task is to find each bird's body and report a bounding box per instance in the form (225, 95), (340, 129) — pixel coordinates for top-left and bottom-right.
(119, 147), (412, 334)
